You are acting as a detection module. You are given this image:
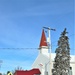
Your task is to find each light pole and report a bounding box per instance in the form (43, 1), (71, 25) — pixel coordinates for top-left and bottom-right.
(43, 27), (56, 75)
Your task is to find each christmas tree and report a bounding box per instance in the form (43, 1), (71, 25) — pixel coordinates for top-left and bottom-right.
(52, 28), (70, 75)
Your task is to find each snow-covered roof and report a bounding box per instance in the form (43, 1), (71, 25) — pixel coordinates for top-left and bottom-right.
(45, 53), (75, 62)
(70, 55), (75, 62)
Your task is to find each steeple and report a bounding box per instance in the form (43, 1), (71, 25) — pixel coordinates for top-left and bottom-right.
(39, 29), (48, 48)
(39, 29), (49, 55)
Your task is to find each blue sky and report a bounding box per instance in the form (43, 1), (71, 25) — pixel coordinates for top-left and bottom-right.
(0, 0), (74, 73)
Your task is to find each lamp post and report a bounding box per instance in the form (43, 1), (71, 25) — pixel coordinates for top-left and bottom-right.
(43, 27), (56, 75)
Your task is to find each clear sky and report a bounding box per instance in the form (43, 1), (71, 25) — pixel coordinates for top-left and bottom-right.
(0, 0), (74, 73)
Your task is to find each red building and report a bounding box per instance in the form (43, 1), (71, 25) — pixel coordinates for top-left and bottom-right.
(14, 68), (41, 75)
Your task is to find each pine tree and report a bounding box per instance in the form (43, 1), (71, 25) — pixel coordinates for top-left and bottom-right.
(52, 28), (70, 75)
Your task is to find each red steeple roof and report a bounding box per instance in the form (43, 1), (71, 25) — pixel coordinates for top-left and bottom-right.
(39, 29), (48, 47)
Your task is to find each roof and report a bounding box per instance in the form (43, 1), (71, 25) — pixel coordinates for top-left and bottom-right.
(14, 68), (41, 75)
(39, 29), (48, 47)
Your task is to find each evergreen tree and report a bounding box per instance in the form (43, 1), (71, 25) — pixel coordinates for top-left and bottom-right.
(52, 28), (70, 75)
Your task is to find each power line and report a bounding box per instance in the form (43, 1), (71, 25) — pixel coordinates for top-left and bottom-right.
(0, 34), (74, 50)
(0, 48), (38, 50)
(0, 47), (75, 51)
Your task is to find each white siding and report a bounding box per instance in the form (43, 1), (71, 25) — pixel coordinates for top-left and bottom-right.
(32, 53), (75, 75)
(70, 62), (75, 75)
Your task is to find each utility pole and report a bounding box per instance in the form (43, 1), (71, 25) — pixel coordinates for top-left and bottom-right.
(43, 27), (56, 75)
